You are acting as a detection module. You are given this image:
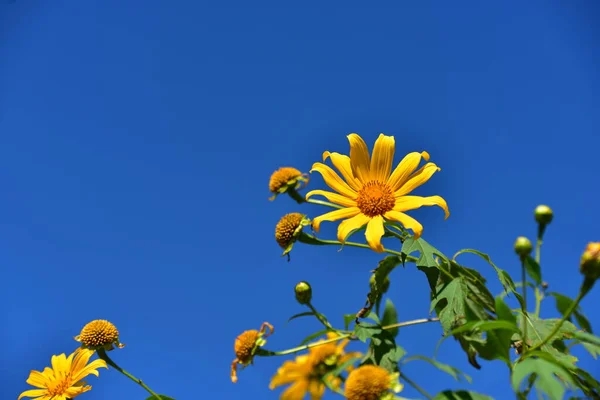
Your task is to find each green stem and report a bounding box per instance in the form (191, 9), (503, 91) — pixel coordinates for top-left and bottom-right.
(534, 289), (543, 318)
(306, 198), (344, 209)
(307, 303), (338, 332)
(401, 372), (434, 400)
(288, 188), (307, 204)
(534, 233), (544, 317)
(259, 317), (438, 357)
(97, 349), (161, 400)
(521, 257), (528, 354)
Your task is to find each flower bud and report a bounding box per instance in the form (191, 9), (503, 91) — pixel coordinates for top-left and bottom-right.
(268, 167), (309, 201)
(534, 205), (554, 225)
(369, 274), (390, 294)
(294, 281), (312, 305)
(580, 242), (600, 280)
(514, 236), (533, 258)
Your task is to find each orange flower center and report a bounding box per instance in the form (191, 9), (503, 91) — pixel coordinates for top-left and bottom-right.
(269, 167), (302, 193)
(345, 365), (391, 400)
(78, 320), (119, 348)
(48, 374), (74, 396)
(275, 213), (304, 248)
(357, 181), (395, 217)
(234, 330), (260, 364)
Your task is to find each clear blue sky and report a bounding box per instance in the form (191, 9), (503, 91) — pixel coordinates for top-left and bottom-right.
(2, 1), (599, 399)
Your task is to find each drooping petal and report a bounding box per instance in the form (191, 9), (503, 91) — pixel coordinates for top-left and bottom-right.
(393, 195), (450, 219)
(387, 151), (430, 192)
(365, 215), (385, 253)
(281, 379), (310, 400)
(336, 213), (370, 243)
(64, 385), (91, 398)
(308, 379), (326, 400)
(17, 389), (48, 400)
(370, 134), (395, 183)
(323, 151), (362, 191)
(384, 211), (424, 239)
(394, 162), (441, 197)
(25, 371), (48, 388)
(347, 133), (371, 182)
(305, 190), (357, 208)
(309, 162), (357, 199)
(312, 207), (360, 232)
(71, 359), (107, 383)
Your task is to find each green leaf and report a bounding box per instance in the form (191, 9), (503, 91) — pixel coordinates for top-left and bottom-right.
(146, 396), (175, 400)
(299, 329), (331, 345)
(431, 278), (466, 333)
(548, 292), (593, 333)
(402, 237), (447, 268)
(520, 314), (578, 364)
(381, 299), (399, 337)
(524, 256), (542, 286)
(512, 357), (576, 400)
(354, 322), (382, 343)
(287, 311), (317, 323)
(362, 329), (405, 372)
(571, 330), (600, 359)
(433, 390), (493, 400)
(344, 314), (355, 331)
(402, 355), (471, 383)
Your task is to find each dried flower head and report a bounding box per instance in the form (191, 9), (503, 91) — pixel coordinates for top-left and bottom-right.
(269, 167), (309, 201)
(75, 320), (124, 351)
(231, 322), (273, 383)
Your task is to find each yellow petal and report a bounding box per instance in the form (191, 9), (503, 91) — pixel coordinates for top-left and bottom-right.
(281, 379), (310, 400)
(336, 213), (370, 243)
(71, 359), (107, 383)
(393, 195), (450, 219)
(365, 215), (385, 252)
(309, 162), (357, 199)
(50, 354), (67, 376)
(323, 151), (362, 191)
(305, 190), (357, 208)
(312, 207), (360, 232)
(387, 151), (430, 192)
(25, 370), (48, 388)
(394, 162), (440, 197)
(308, 379), (326, 400)
(17, 389), (48, 400)
(347, 133), (371, 182)
(70, 349), (92, 375)
(370, 134), (395, 182)
(384, 211), (424, 239)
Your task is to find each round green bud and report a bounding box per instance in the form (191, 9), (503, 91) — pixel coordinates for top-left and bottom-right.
(514, 236), (533, 258)
(580, 242), (600, 281)
(534, 205), (554, 225)
(294, 281), (312, 305)
(369, 275), (390, 294)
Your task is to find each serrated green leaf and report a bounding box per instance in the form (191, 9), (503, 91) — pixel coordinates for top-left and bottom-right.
(287, 311), (317, 323)
(402, 237), (447, 268)
(524, 256), (542, 286)
(548, 292), (593, 333)
(402, 355), (471, 383)
(469, 297), (517, 364)
(354, 322), (382, 343)
(363, 329), (404, 372)
(431, 278), (466, 332)
(433, 390), (493, 400)
(381, 299), (399, 337)
(299, 329), (331, 345)
(146, 396), (175, 400)
(344, 314), (355, 331)
(512, 357), (576, 400)
(520, 314), (578, 363)
(571, 330), (600, 359)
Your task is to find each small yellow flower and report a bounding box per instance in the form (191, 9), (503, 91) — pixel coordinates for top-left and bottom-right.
(18, 348), (107, 400)
(306, 133), (449, 252)
(269, 333), (361, 399)
(269, 167), (309, 200)
(275, 213), (310, 256)
(344, 365), (403, 400)
(75, 319), (125, 351)
(231, 322), (273, 383)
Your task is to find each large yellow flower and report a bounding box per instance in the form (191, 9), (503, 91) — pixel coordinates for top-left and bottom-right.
(18, 348), (107, 400)
(306, 133), (449, 252)
(269, 333), (360, 400)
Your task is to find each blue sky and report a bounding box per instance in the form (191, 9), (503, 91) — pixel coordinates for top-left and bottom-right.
(1, 1), (599, 399)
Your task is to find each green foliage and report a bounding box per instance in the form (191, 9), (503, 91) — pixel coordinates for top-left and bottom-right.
(512, 356), (576, 400)
(146, 396), (175, 400)
(548, 292), (593, 333)
(523, 256), (542, 286)
(433, 391), (493, 400)
(519, 314), (578, 364)
(401, 355), (472, 383)
(381, 299), (399, 337)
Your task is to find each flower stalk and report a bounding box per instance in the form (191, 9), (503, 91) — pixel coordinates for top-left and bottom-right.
(97, 349), (161, 400)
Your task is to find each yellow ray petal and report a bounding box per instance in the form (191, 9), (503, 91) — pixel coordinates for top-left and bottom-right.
(387, 151), (430, 192)
(312, 207), (360, 232)
(305, 190), (357, 208)
(394, 162), (440, 197)
(71, 359), (107, 383)
(17, 389), (48, 400)
(370, 134), (395, 183)
(393, 195), (450, 219)
(310, 162), (357, 199)
(365, 215), (385, 253)
(384, 211), (424, 239)
(308, 379), (326, 399)
(347, 133), (371, 182)
(323, 151), (362, 191)
(281, 379), (310, 400)
(337, 213), (370, 243)
(25, 370), (48, 388)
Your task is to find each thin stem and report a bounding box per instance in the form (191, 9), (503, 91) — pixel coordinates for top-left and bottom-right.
(534, 233), (544, 317)
(401, 372), (434, 400)
(306, 198), (344, 209)
(307, 303), (337, 332)
(259, 317), (438, 357)
(288, 188), (307, 204)
(97, 349), (161, 400)
(521, 257), (528, 354)
(534, 288), (543, 318)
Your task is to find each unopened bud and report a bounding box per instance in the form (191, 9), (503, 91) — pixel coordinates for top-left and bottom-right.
(514, 236), (533, 258)
(294, 281), (312, 305)
(534, 205), (554, 225)
(580, 242), (600, 280)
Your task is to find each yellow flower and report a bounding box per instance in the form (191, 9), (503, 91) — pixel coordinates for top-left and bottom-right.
(306, 133), (449, 252)
(269, 333), (361, 399)
(75, 319), (125, 351)
(231, 322), (273, 383)
(344, 365), (403, 400)
(18, 348), (107, 400)
(269, 167), (309, 201)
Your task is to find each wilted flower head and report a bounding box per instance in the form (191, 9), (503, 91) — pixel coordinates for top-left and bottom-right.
(231, 322), (273, 383)
(275, 213), (310, 257)
(269, 167), (309, 201)
(75, 320), (124, 351)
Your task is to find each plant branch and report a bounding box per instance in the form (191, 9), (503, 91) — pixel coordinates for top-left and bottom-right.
(97, 349), (161, 400)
